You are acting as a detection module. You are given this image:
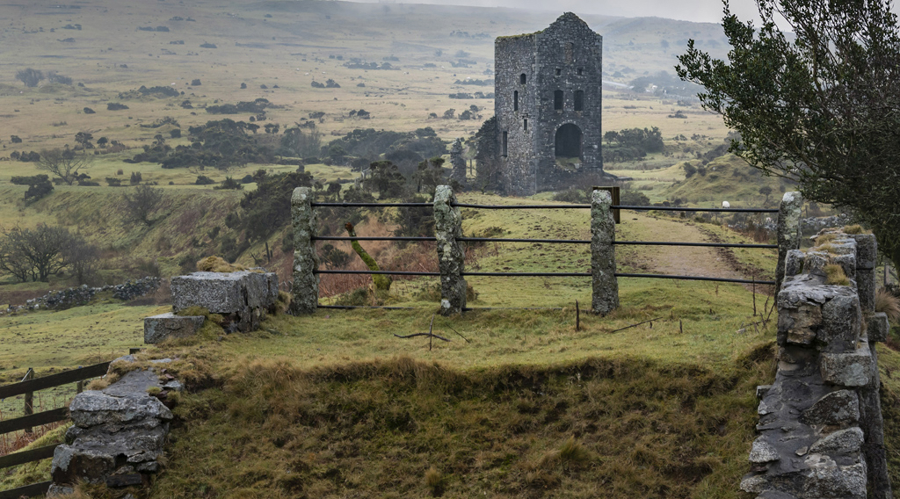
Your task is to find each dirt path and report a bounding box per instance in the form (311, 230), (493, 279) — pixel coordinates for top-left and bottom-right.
(620, 215), (762, 282)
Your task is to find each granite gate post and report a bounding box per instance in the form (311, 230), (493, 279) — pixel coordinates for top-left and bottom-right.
(434, 185), (466, 315)
(591, 189), (618, 315)
(776, 191), (803, 291)
(290, 186), (319, 315)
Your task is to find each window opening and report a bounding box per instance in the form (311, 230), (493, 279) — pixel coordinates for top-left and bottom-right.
(502, 131), (508, 157)
(554, 90), (564, 110)
(565, 43), (574, 64)
(577, 67), (583, 76)
(524, 119), (528, 131)
(520, 73), (527, 84)
(513, 90), (519, 111)
(555, 68), (561, 76)
(574, 90), (584, 111)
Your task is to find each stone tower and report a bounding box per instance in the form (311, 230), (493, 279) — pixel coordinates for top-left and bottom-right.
(494, 12), (603, 196)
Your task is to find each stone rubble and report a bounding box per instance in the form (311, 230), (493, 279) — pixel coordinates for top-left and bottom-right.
(1, 277), (160, 316)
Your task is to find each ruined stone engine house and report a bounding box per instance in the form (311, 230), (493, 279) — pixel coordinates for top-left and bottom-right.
(493, 12), (604, 196)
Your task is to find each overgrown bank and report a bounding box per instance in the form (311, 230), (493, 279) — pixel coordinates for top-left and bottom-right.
(154, 353), (773, 498)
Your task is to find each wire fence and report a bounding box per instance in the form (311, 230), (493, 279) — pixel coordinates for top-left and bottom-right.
(308, 200), (780, 309)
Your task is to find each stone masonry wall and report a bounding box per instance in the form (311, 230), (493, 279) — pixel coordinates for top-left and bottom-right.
(494, 12), (603, 196)
(741, 228), (892, 498)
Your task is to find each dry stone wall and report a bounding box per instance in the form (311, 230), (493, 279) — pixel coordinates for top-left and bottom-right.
(49, 358), (181, 496)
(741, 228), (892, 498)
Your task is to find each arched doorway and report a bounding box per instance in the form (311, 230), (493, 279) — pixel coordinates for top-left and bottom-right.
(555, 124), (582, 158)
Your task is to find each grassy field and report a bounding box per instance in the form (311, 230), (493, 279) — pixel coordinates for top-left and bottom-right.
(2, 1), (897, 497)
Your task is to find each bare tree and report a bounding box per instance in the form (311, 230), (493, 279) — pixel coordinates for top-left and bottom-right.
(0, 225), (76, 282)
(35, 148), (92, 185)
(15, 68), (43, 88)
(63, 237), (101, 285)
(123, 184), (164, 226)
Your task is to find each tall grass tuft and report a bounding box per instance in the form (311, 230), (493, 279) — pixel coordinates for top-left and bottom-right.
(876, 288), (900, 321)
(825, 264), (850, 286)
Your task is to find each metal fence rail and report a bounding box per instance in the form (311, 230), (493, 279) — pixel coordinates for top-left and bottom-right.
(304, 193), (786, 311)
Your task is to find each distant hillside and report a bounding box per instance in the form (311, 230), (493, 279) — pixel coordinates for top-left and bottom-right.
(664, 154), (796, 207)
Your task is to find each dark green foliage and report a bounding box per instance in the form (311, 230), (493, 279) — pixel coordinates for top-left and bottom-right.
(214, 177), (243, 190)
(342, 186), (376, 203)
(15, 68), (43, 87)
(327, 128), (446, 163)
(319, 243), (351, 267)
(131, 119), (275, 169)
(106, 177), (122, 187)
(620, 189), (651, 207)
(412, 157), (449, 196)
(552, 186), (590, 204)
(683, 163), (698, 178)
(234, 171), (314, 242)
(123, 184), (164, 226)
(11, 174), (53, 203)
(677, 0), (900, 268)
(205, 98), (272, 115)
(107, 103), (129, 111)
(130, 171), (142, 185)
(363, 161), (406, 199)
(195, 175), (215, 185)
(474, 117), (502, 192)
(602, 127), (665, 163)
(47, 71), (72, 85)
(393, 194), (434, 238)
(278, 127), (322, 158)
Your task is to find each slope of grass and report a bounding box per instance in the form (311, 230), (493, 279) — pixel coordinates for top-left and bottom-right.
(663, 155), (793, 207)
(149, 352), (772, 499)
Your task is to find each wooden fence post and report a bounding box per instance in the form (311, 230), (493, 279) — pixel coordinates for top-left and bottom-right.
(22, 368), (34, 435)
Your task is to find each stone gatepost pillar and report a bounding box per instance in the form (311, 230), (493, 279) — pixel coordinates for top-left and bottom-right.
(591, 189), (618, 315)
(290, 187), (318, 315)
(776, 191), (803, 291)
(434, 185), (466, 315)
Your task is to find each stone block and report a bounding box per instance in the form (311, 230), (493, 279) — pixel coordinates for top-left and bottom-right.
(820, 346), (873, 387)
(784, 250), (805, 277)
(801, 456), (866, 499)
(756, 491), (799, 499)
(851, 234), (877, 270)
(856, 268), (876, 313)
(750, 437), (781, 464)
(808, 427), (864, 455)
(777, 302), (822, 346)
(866, 312), (890, 343)
(801, 390), (860, 426)
(143, 313), (204, 344)
(171, 272), (243, 313)
(819, 294), (861, 350)
(69, 391), (173, 428)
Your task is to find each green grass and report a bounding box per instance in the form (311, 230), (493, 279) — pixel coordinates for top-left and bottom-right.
(150, 352), (772, 499)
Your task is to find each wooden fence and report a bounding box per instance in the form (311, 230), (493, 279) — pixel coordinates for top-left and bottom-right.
(0, 361), (112, 499)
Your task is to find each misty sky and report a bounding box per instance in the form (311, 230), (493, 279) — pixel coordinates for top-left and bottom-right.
(359, 0), (900, 28)
(358, 0), (767, 25)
